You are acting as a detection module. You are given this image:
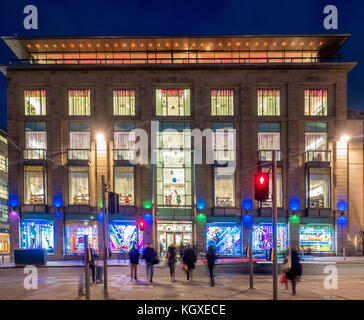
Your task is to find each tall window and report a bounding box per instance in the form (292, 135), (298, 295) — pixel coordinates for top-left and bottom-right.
(114, 167), (135, 205)
(114, 122), (135, 161)
(0, 155), (7, 173)
(25, 89), (46, 116)
(214, 167), (235, 207)
(307, 168), (330, 208)
(156, 89), (191, 116)
(68, 89), (90, 116)
(305, 89), (327, 116)
(25, 122), (47, 160)
(69, 122), (90, 160)
(24, 166), (46, 204)
(211, 89), (234, 116)
(305, 122), (328, 161)
(261, 167), (283, 208)
(156, 122), (192, 206)
(113, 89), (135, 116)
(258, 122), (280, 161)
(212, 122), (235, 162)
(257, 89), (280, 116)
(69, 166), (89, 205)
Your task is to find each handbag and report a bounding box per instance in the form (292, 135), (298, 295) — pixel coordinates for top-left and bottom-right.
(279, 273), (287, 283)
(152, 257), (160, 265)
(182, 262), (188, 272)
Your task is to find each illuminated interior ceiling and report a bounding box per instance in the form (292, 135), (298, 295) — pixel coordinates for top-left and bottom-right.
(2, 34), (350, 59)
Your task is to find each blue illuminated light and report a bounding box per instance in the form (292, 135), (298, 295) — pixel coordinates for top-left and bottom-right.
(53, 195), (63, 208)
(196, 198), (206, 210)
(9, 195), (19, 208)
(337, 201), (347, 213)
(242, 199), (253, 211)
(97, 212), (103, 221)
(54, 211), (62, 218)
(143, 212), (153, 223)
(289, 198), (300, 212)
(337, 215), (348, 225)
(243, 214), (253, 226)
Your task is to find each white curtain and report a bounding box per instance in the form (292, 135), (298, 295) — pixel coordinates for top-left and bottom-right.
(24, 170), (44, 204)
(114, 167), (134, 205)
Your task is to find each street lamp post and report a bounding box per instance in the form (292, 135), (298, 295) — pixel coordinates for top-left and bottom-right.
(102, 175), (109, 298)
(272, 150), (278, 300)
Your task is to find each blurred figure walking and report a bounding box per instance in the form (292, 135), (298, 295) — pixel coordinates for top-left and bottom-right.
(129, 243), (140, 281)
(143, 243), (157, 283)
(182, 244), (196, 281)
(206, 243), (217, 286)
(167, 243), (177, 281)
(285, 247), (302, 295)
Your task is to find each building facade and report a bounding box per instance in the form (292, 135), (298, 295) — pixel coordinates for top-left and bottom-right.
(0, 131), (9, 255)
(2, 34), (363, 260)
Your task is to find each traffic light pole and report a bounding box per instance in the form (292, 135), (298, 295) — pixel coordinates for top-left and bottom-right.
(249, 230), (254, 289)
(272, 151), (278, 300)
(102, 175), (109, 298)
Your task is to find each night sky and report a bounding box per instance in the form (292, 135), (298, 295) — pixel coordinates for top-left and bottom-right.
(0, 0), (363, 130)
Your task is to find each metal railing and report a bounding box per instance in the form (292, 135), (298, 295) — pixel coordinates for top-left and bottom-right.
(258, 150), (282, 162)
(113, 149), (135, 161)
(305, 150), (331, 162)
(9, 56), (332, 65)
(23, 149), (46, 160)
(67, 149), (90, 160)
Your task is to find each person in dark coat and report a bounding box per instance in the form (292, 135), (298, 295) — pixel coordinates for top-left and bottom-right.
(206, 243), (217, 286)
(167, 243), (177, 281)
(88, 247), (96, 284)
(129, 243), (140, 281)
(182, 244), (197, 281)
(285, 247), (302, 295)
(143, 243), (157, 283)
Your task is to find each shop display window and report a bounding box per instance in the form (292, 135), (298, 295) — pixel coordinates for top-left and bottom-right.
(300, 224), (334, 252)
(109, 222), (143, 252)
(0, 233), (10, 254)
(252, 223), (287, 251)
(65, 221), (98, 254)
(21, 220), (54, 253)
(206, 224), (242, 256)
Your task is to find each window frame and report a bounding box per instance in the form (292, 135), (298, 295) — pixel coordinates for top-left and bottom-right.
(24, 89), (47, 116)
(68, 166), (90, 206)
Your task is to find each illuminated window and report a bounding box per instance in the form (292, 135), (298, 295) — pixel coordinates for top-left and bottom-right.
(0, 135), (7, 144)
(65, 221), (98, 254)
(24, 89), (46, 116)
(211, 89), (234, 116)
(156, 89), (191, 116)
(305, 89), (327, 116)
(25, 122), (46, 160)
(69, 122), (90, 160)
(0, 181), (8, 200)
(68, 89), (90, 116)
(113, 89), (135, 116)
(257, 89), (280, 116)
(0, 155), (7, 173)
(214, 167), (235, 207)
(114, 122), (135, 161)
(258, 122), (280, 161)
(24, 166), (46, 205)
(260, 167), (283, 208)
(69, 166), (89, 205)
(21, 220), (54, 253)
(305, 122), (328, 161)
(306, 168), (330, 208)
(114, 167), (135, 205)
(212, 122), (235, 162)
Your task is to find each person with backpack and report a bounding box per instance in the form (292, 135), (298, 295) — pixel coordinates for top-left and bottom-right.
(166, 243), (177, 281)
(129, 243), (140, 281)
(143, 243), (157, 283)
(206, 243), (217, 287)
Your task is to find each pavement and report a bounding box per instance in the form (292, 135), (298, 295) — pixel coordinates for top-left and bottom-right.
(0, 263), (363, 300)
(1, 255), (364, 268)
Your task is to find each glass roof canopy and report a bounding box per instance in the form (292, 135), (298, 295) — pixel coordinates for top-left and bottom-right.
(2, 34), (350, 65)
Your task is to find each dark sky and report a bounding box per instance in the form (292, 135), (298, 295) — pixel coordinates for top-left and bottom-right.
(0, 0), (363, 130)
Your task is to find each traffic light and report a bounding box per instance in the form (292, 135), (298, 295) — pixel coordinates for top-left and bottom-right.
(138, 219), (145, 231)
(115, 194), (120, 213)
(254, 172), (269, 202)
(108, 192), (115, 214)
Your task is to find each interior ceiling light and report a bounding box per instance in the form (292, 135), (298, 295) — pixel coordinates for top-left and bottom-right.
(227, 42), (231, 46)
(264, 42), (267, 46)
(105, 43), (109, 47)
(237, 42), (241, 46)
(319, 41), (323, 45)
(62, 44), (66, 48)
(53, 44), (57, 48)
(282, 42), (286, 46)
(255, 42), (259, 46)
(131, 43), (135, 47)
(27, 44), (31, 48)
(300, 42), (304, 46)
(45, 44), (48, 48)
(79, 44), (83, 47)
(114, 43), (118, 47)
(122, 43), (127, 47)
(96, 43), (100, 47)
(140, 43), (144, 47)
(291, 42), (295, 46)
(310, 42), (314, 46)
(218, 42), (222, 46)
(70, 44), (74, 48)
(88, 43), (91, 47)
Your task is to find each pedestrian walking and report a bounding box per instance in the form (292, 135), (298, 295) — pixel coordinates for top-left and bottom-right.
(167, 243), (177, 281)
(143, 243), (158, 283)
(206, 243), (217, 286)
(285, 247), (302, 295)
(129, 243), (140, 281)
(178, 242), (184, 262)
(182, 244), (196, 281)
(88, 247), (96, 284)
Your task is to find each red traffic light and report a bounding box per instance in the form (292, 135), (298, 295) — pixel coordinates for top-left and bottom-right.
(138, 219), (145, 231)
(254, 173), (269, 202)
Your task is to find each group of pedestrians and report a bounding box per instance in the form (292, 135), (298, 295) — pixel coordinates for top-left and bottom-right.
(127, 242), (217, 286)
